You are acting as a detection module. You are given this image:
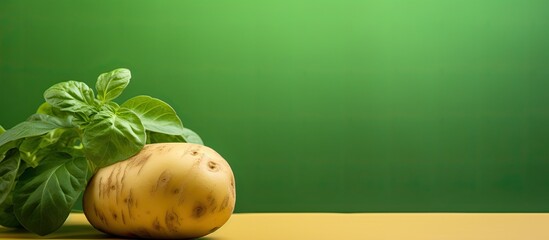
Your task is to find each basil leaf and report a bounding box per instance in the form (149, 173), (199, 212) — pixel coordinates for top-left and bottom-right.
(19, 137), (45, 167)
(13, 154), (88, 236)
(122, 95), (185, 135)
(18, 128), (69, 167)
(0, 114), (70, 147)
(0, 160), (25, 228)
(146, 128), (203, 145)
(36, 101), (73, 119)
(36, 102), (53, 115)
(82, 107), (145, 169)
(96, 68), (131, 103)
(54, 129), (85, 158)
(0, 190), (21, 228)
(27, 113), (74, 128)
(20, 128), (83, 168)
(44, 81), (97, 115)
(182, 128), (204, 145)
(102, 101), (120, 112)
(147, 130), (185, 144)
(0, 150), (20, 204)
(0, 126), (14, 163)
(0, 140), (19, 163)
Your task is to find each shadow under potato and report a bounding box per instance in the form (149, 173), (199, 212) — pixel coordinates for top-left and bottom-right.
(0, 224), (224, 240)
(0, 224), (112, 239)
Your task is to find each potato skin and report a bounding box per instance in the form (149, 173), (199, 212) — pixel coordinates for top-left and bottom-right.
(83, 143), (236, 239)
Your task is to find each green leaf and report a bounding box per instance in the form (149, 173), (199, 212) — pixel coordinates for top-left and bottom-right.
(0, 125), (5, 134)
(43, 81), (97, 114)
(102, 101), (120, 112)
(18, 127), (83, 168)
(122, 95), (185, 135)
(147, 130), (185, 144)
(27, 113), (74, 128)
(52, 129), (85, 158)
(18, 129), (68, 167)
(146, 128), (203, 145)
(13, 154), (88, 236)
(0, 140), (19, 163)
(0, 160), (25, 228)
(36, 102), (53, 115)
(82, 107), (146, 169)
(36, 101), (71, 118)
(18, 138), (44, 167)
(0, 190), (21, 228)
(0, 149), (20, 204)
(182, 128), (204, 145)
(96, 68), (131, 103)
(0, 114), (70, 147)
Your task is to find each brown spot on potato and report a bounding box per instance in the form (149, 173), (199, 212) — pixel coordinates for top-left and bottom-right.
(207, 194), (217, 212)
(209, 226), (221, 233)
(230, 179), (236, 198)
(112, 212), (118, 220)
(98, 177), (104, 198)
(137, 154), (152, 174)
(93, 204), (100, 218)
(135, 227), (151, 238)
(96, 209), (108, 225)
(115, 164), (122, 179)
(220, 195), (229, 211)
(207, 194), (216, 206)
(152, 217), (162, 231)
(207, 161), (219, 172)
(114, 165), (123, 201)
(93, 204), (106, 225)
(157, 145), (168, 152)
(121, 163), (129, 185)
(187, 146), (204, 160)
(191, 152), (206, 167)
(159, 171), (171, 183)
(121, 211), (126, 224)
(152, 170), (172, 193)
(106, 167), (116, 198)
(192, 202), (207, 219)
(165, 209), (181, 232)
(126, 189), (135, 218)
(127, 151), (152, 174)
(172, 188), (180, 194)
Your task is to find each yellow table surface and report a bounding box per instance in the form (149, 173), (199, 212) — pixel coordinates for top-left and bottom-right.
(1, 213), (549, 239)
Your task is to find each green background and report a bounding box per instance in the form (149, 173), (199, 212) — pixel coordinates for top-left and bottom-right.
(1, 0), (549, 212)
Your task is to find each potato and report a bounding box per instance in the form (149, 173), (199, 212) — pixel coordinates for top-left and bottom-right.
(82, 143), (236, 239)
